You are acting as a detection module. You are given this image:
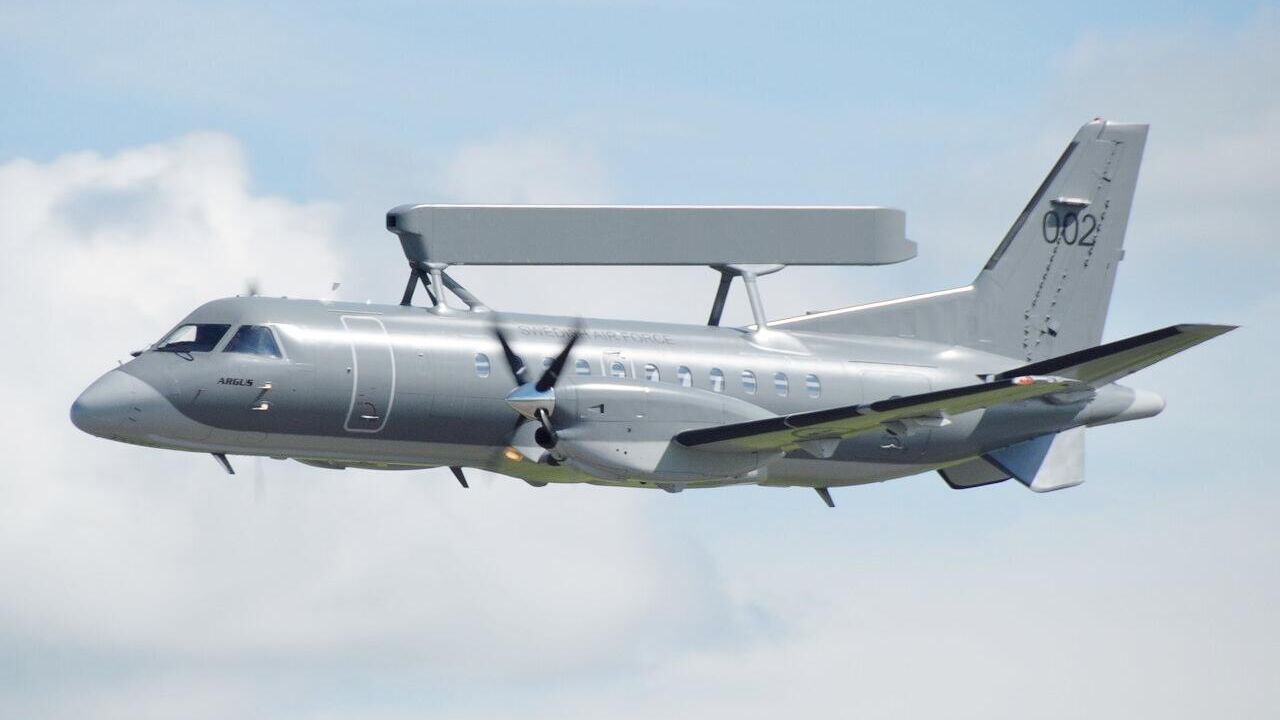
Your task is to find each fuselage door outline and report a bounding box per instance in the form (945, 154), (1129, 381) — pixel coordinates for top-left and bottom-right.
(341, 315), (396, 434)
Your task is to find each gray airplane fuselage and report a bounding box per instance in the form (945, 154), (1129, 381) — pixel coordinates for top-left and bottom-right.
(70, 295), (1155, 490)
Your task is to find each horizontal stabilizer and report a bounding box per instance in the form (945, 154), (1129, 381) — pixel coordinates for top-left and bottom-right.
(985, 427), (1085, 492)
(675, 375), (1075, 454)
(995, 323), (1235, 387)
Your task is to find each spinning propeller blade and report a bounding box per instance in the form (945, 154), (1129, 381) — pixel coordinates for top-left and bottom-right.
(488, 318), (584, 451)
(491, 321), (530, 386)
(535, 320), (583, 392)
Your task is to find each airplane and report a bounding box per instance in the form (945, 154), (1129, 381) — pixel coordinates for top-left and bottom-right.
(70, 119), (1233, 506)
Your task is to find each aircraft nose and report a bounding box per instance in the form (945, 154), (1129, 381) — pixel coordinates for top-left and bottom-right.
(70, 369), (144, 438)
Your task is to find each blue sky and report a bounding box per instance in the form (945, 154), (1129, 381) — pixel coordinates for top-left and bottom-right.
(1, 1), (1262, 199)
(1, 2), (1277, 718)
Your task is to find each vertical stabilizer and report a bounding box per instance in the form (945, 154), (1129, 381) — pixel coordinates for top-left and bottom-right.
(767, 120), (1149, 363)
(974, 120), (1148, 361)
(984, 427), (1086, 493)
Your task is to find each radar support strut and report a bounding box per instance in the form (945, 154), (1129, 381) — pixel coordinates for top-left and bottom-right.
(399, 261), (488, 312)
(707, 271), (734, 326)
(706, 264), (784, 330)
(400, 264), (436, 306)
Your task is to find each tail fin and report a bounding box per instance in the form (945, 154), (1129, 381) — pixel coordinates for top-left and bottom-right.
(986, 427), (1086, 493)
(973, 120), (1148, 361)
(768, 119), (1149, 362)
(938, 426), (1087, 493)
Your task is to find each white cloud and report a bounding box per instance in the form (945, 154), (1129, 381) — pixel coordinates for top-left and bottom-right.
(2, 11), (1279, 720)
(854, 11), (1280, 318)
(0, 135), (743, 718)
(1050, 15), (1280, 260)
(406, 16), (1280, 720)
(437, 133), (611, 204)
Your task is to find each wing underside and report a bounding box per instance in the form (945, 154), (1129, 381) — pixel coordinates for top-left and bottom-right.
(675, 324), (1232, 457)
(674, 375), (1075, 454)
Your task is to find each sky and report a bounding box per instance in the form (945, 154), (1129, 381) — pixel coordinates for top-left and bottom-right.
(0, 1), (1277, 717)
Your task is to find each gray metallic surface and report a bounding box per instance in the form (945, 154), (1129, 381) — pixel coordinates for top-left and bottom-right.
(386, 204), (915, 265)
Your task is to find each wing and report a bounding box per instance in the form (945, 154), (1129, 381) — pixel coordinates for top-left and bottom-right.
(674, 375), (1075, 454)
(994, 323), (1234, 386)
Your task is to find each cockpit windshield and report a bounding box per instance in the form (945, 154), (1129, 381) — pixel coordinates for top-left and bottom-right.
(224, 325), (282, 358)
(155, 323), (231, 353)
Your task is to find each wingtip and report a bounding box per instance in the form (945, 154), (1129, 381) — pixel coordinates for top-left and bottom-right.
(1173, 323), (1238, 337)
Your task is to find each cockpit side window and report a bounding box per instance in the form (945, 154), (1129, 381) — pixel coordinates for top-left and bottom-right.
(156, 324), (230, 353)
(224, 325), (282, 358)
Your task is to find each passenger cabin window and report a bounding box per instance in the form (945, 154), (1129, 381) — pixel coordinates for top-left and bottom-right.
(741, 370), (757, 394)
(224, 325), (282, 358)
(774, 372), (789, 396)
(156, 323), (230, 353)
(677, 366), (692, 388)
(575, 358), (591, 376)
(709, 368), (725, 393)
(542, 357), (554, 369)
(475, 353), (491, 378)
(609, 360), (627, 379)
(805, 373), (822, 398)
(643, 363), (660, 382)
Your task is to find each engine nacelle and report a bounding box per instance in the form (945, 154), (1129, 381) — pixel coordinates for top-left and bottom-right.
(538, 380), (781, 483)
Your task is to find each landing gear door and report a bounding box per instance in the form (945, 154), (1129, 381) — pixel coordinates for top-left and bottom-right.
(341, 316), (395, 433)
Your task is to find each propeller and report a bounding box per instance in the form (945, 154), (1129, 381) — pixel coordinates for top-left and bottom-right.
(490, 318), (583, 451)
